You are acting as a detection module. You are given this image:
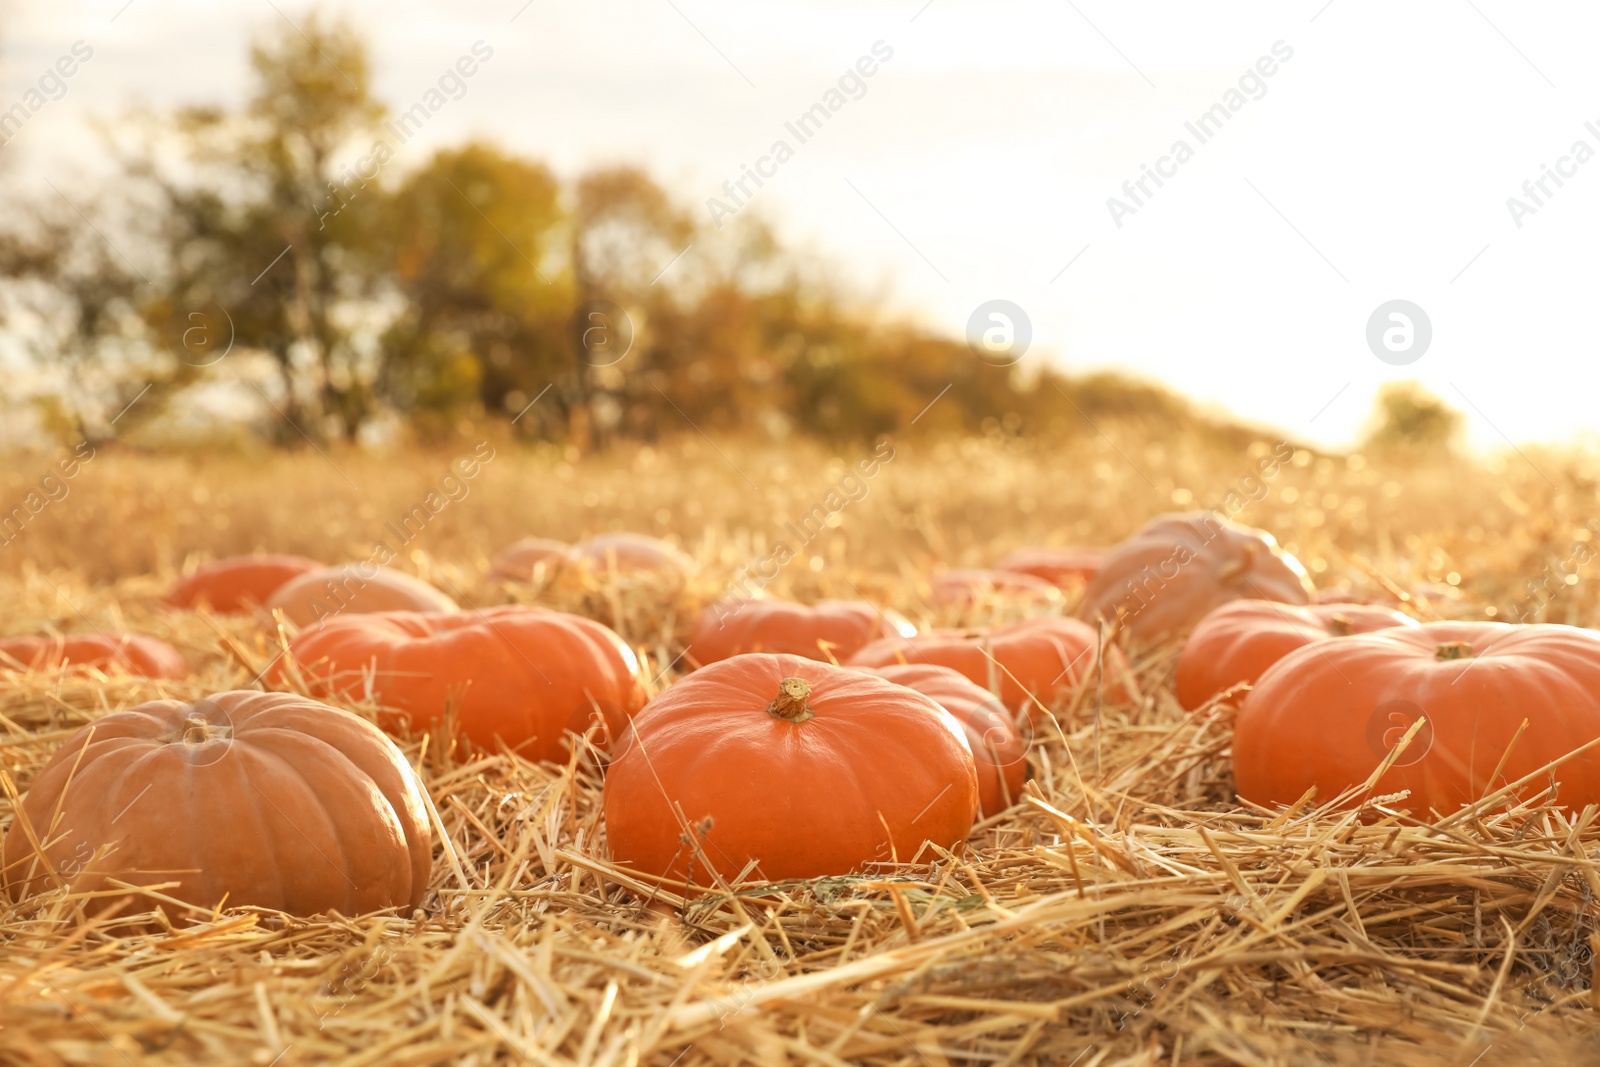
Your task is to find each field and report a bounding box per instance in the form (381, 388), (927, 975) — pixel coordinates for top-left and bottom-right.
(3, 425), (1600, 1065)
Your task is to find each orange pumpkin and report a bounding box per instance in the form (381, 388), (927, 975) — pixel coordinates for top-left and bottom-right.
(928, 569), (1060, 608)
(847, 615), (1129, 721)
(994, 546), (1106, 587)
(266, 564), (458, 628)
(164, 553), (323, 613)
(604, 654), (976, 885)
(490, 537), (571, 583)
(2, 690), (430, 917)
(1079, 511), (1314, 644)
(1176, 601), (1416, 710)
(272, 606), (644, 762)
(0, 633), (189, 680)
(857, 663), (1026, 817)
(570, 532), (694, 576)
(686, 598), (915, 666)
(1235, 622), (1600, 815)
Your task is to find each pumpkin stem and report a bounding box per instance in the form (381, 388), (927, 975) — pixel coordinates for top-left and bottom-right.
(1326, 613), (1353, 637)
(180, 716), (223, 744)
(766, 678), (816, 723)
(1435, 641), (1473, 661)
(1217, 543), (1259, 583)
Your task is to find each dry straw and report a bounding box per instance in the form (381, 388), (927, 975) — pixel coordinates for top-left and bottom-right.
(3, 437), (1600, 1064)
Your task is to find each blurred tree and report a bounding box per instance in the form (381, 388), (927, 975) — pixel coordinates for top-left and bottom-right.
(130, 13), (386, 443)
(378, 144), (571, 436)
(0, 201), (172, 443)
(1362, 381), (1463, 455)
(567, 167), (695, 449)
(0, 15), (1227, 451)
(572, 167), (695, 300)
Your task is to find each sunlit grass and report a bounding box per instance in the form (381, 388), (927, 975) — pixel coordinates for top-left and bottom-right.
(1, 427), (1593, 630)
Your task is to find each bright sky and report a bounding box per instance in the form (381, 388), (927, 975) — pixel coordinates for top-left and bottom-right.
(4, 0), (1598, 448)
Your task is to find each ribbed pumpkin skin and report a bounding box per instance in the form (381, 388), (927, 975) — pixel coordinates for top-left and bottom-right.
(1, 690), (430, 917)
(0, 633), (189, 680)
(604, 654), (977, 886)
(994, 546), (1106, 587)
(928, 569), (1060, 607)
(1079, 512), (1315, 644)
(1176, 601), (1416, 710)
(1235, 622), (1600, 815)
(274, 606), (645, 761)
(687, 599), (914, 666)
(857, 663), (1026, 818)
(570, 533), (694, 575)
(489, 538), (571, 582)
(267, 565), (458, 627)
(846, 616), (1128, 720)
(164, 554), (324, 613)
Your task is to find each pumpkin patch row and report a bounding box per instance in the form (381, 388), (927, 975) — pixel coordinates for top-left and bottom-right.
(0, 638), (1023, 913)
(11, 504), (1600, 926)
(146, 510), (1307, 642)
(490, 532), (697, 583)
(0, 590), (1065, 914)
(158, 530), (698, 623)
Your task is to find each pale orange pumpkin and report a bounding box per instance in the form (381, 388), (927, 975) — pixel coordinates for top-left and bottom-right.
(928, 568), (1061, 608)
(266, 564), (458, 628)
(1175, 600), (1416, 710)
(164, 553), (323, 613)
(490, 537), (571, 583)
(1312, 588), (1371, 605)
(569, 533), (695, 576)
(686, 598), (915, 666)
(1078, 511), (1314, 644)
(2, 690), (431, 917)
(1235, 622), (1600, 815)
(847, 615), (1130, 721)
(857, 663), (1027, 817)
(604, 654), (976, 886)
(272, 606), (644, 761)
(994, 546), (1106, 587)
(0, 633), (189, 680)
